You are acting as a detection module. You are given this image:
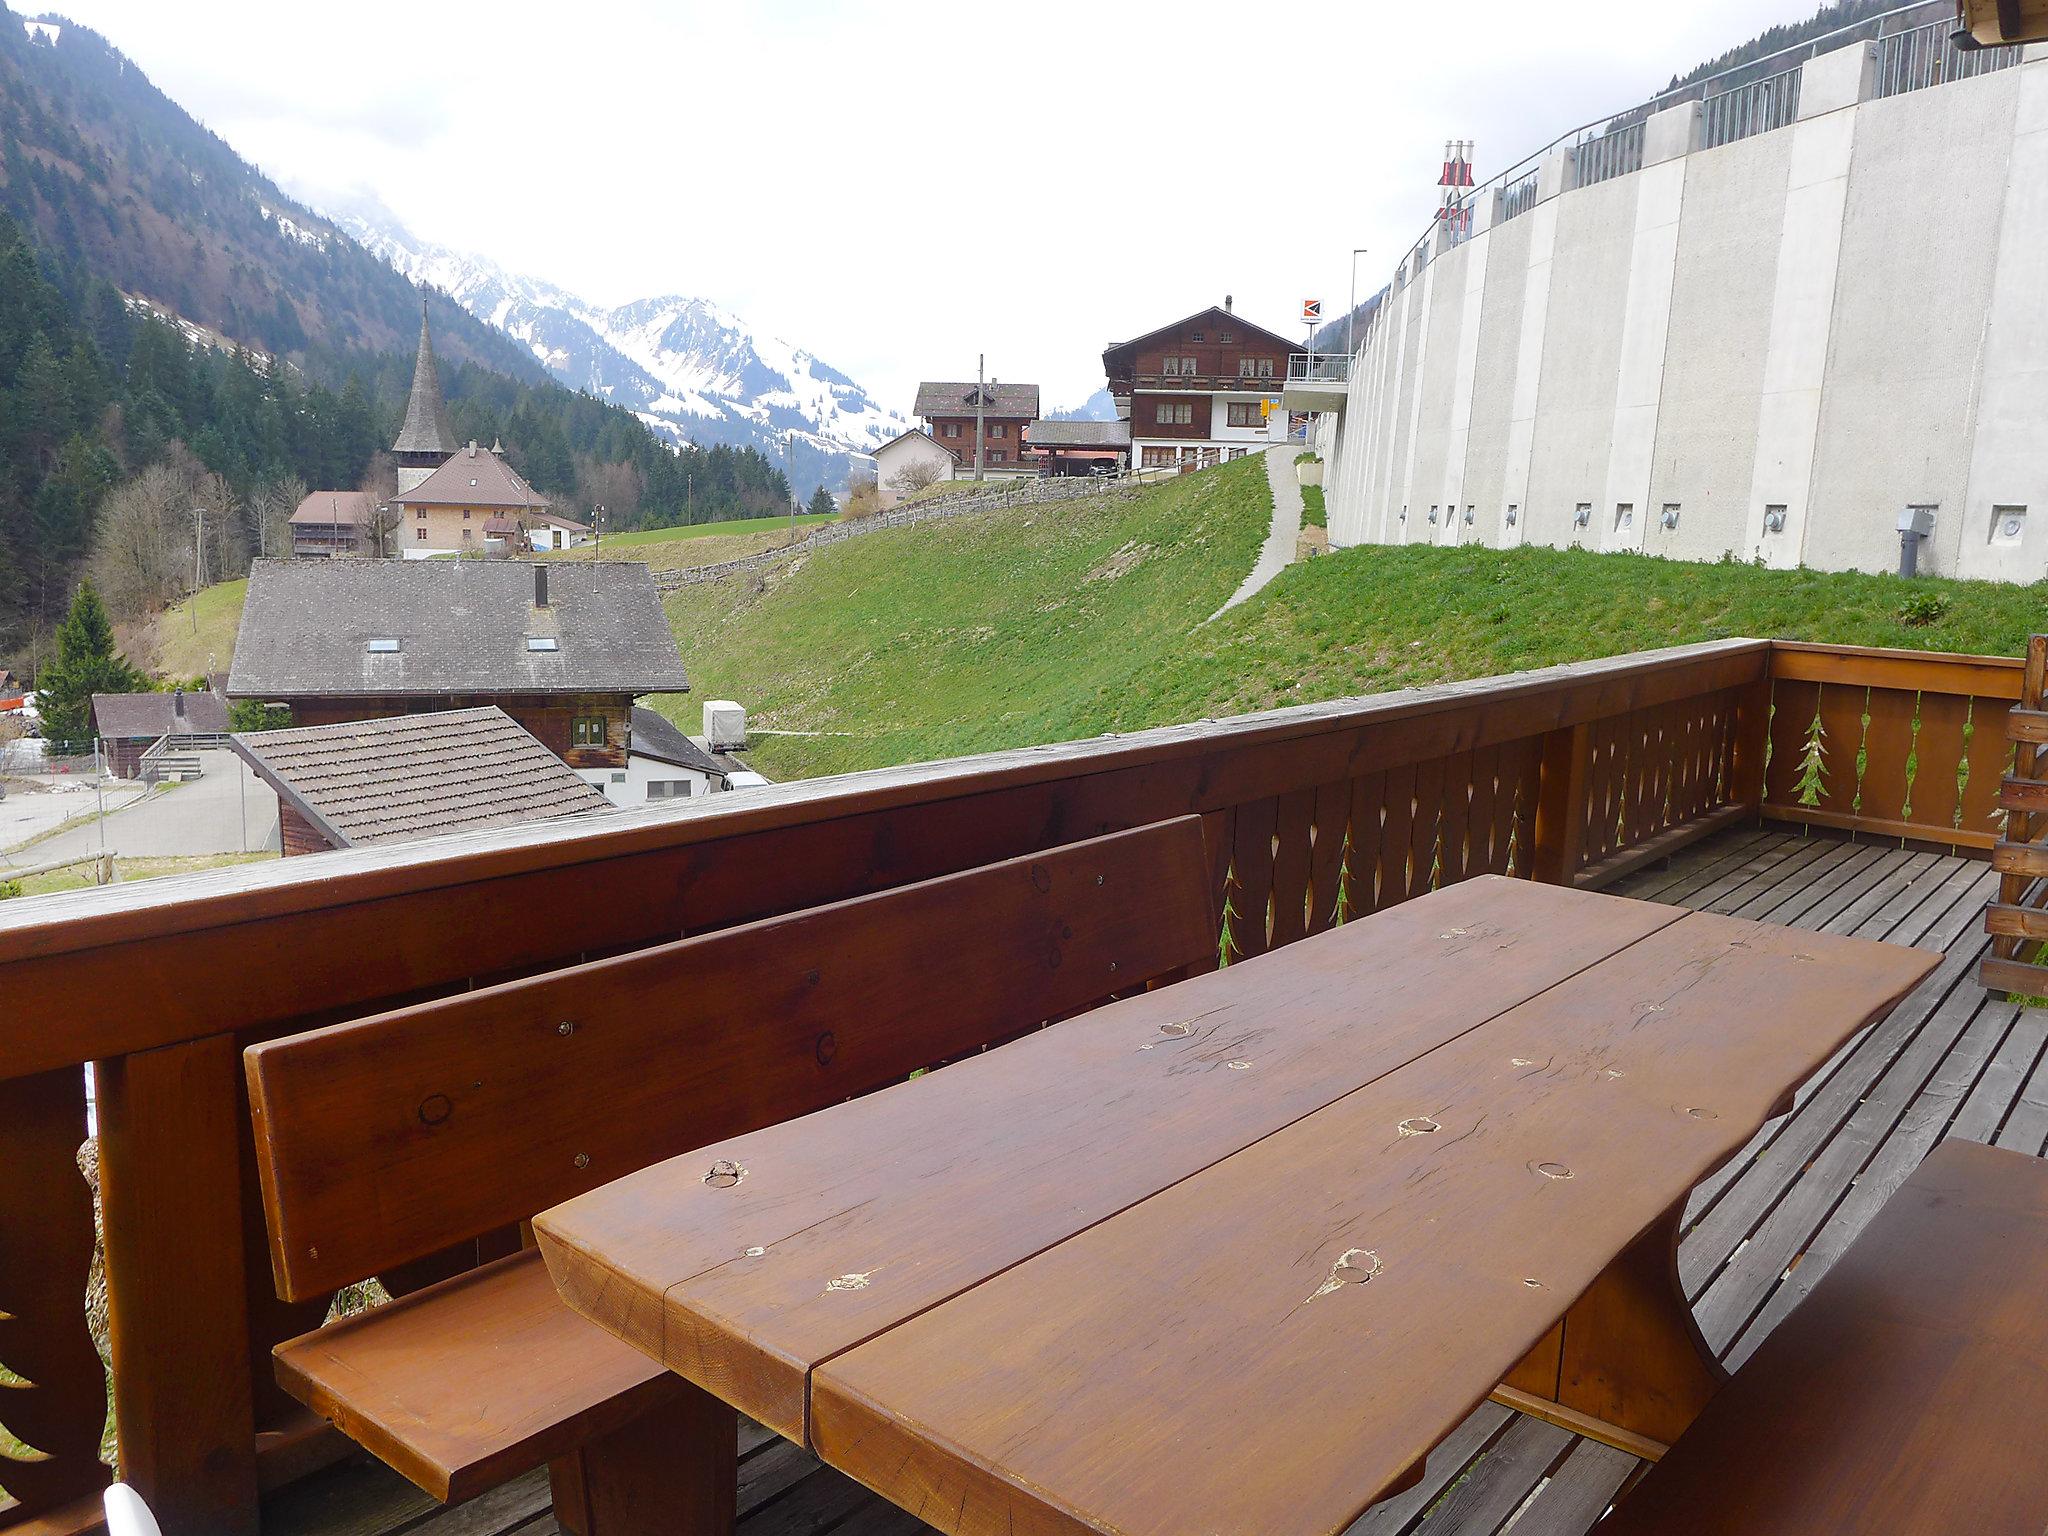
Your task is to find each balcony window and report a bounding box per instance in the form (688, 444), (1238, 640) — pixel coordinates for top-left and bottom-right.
(571, 716), (608, 747)
(1154, 401), (1193, 426)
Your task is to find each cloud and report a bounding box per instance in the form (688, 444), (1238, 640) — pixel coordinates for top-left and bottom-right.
(48, 0), (1820, 411)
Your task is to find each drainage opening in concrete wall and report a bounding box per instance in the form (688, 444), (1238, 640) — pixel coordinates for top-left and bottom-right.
(1991, 505), (2027, 547)
(1615, 503), (1634, 533)
(1661, 503), (1681, 529)
(1764, 504), (1789, 534)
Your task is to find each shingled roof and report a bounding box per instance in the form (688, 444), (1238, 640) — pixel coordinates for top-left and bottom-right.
(91, 690), (231, 741)
(397, 442), (550, 510)
(1025, 419), (1132, 449)
(912, 381), (1041, 419)
(393, 305), (459, 457)
(232, 707), (611, 849)
(289, 490), (375, 527)
(226, 559), (691, 699)
(630, 705), (733, 779)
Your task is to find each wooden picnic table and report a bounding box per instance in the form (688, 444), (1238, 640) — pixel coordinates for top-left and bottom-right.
(532, 874), (1936, 1536)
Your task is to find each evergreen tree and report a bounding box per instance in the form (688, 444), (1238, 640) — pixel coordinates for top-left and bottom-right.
(807, 486), (835, 519)
(36, 579), (145, 753)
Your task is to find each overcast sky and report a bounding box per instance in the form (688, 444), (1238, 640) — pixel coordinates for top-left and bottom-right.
(50, 0), (1816, 411)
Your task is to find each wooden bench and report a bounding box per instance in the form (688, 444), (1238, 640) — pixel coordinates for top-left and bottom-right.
(1596, 1138), (2048, 1533)
(241, 818), (1216, 1534)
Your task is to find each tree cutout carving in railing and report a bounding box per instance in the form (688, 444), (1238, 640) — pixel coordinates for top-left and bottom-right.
(0, 1070), (109, 1527)
(1763, 644), (2019, 850)
(1983, 636), (2048, 997)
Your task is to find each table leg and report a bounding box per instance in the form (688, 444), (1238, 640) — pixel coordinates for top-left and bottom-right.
(548, 1382), (738, 1536)
(1490, 1201), (1725, 1458)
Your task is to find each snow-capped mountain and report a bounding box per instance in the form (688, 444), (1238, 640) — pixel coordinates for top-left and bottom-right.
(330, 202), (906, 494)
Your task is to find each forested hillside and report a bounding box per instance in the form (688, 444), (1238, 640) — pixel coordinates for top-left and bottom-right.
(0, 7), (793, 670)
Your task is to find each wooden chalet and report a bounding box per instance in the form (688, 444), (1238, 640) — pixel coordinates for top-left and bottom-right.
(3, 636), (2046, 1536)
(1102, 299), (1295, 470)
(912, 381), (1040, 474)
(224, 558), (689, 776)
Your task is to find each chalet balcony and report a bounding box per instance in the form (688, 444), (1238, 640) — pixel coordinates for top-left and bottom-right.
(1283, 351), (1352, 412)
(0, 637), (2036, 1536)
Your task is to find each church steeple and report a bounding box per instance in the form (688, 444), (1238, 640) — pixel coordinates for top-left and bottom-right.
(393, 300), (458, 494)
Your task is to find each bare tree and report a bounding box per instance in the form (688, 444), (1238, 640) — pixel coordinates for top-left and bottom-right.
(886, 458), (948, 498)
(89, 453), (243, 617)
(843, 472), (882, 520)
(250, 475), (306, 562)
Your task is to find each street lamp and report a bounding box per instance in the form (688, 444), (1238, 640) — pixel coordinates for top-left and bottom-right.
(190, 507), (207, 631)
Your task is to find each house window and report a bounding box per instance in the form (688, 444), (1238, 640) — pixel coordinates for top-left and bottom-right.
(990, 450), (1007, 464)
(525, 636), (558, 652)
(990, 423), (1006, 439)
(1226, 402), (1263, 427)
(1257, 359), (1275, 378)
(1219, 330), (1235, 344)
(1142, 446), (1175, 467)
(416, 507), (427, 519)
(1238, 358), (1260, 377)
(1161, 357), (1181, 377)
(1154, 401), (1193, 426)
(462, 527), (472, 541)
(943, 423), (961, 439)
(648, 780), (693, 800)
(462, 509), (471, 519)
(571, 716), (608, 747)
(365, 637), (401, 653)
(1190, 331), (1204, 343)
(415, 527), (427, 541)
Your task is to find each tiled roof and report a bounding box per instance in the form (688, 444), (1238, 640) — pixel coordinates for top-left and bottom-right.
(232, 706), (611, 849)
(872, 428), (960, 463)
(1026, 419), (1132, 448)
(91, 690), (231, 740)
(393, 305), (459, 456)
(912, 381), (1041, 419)
(397, 442), (549, 510)
(630, 706), (728, 777)
(226, 558), (691, 699)
(289, 490), (376, 527)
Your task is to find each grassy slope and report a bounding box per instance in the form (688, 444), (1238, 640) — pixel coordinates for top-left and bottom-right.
(144, 577), (247, 680)
(663, 463), (2048, 780)
(657, 455), (1273, 778)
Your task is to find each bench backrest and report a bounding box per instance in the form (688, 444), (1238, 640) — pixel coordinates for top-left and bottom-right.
(245, 818), (1216, 1301)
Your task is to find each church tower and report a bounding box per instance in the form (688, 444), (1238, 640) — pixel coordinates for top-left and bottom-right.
(392, 301), (459, 494)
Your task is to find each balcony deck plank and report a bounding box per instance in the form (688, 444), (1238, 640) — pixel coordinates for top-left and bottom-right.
(264, 827), (2023, 1536)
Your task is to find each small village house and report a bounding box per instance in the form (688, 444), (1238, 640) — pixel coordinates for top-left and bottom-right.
(287, 490), (377, 558)
(1102, 299), (1293, 470)
(90, 688), (231, 778)
(394, 440), (552, 558)
(870, 428), (959, 509)
(913, 380), (1040, 477)
(231, 706), (614, 855)
(226, 559), (691, 803)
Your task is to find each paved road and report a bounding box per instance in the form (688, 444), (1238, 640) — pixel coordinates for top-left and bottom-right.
(1211, 442), (1305, 619)
(3, 749), (279, 869)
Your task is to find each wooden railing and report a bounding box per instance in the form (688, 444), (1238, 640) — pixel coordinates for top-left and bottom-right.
(1762, 642), (2020, 850)
(0, 635), (2009, 1536)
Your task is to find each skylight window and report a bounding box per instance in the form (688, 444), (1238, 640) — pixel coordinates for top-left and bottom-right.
(525, 636), (559, 652)
(366, 638), (401, 654)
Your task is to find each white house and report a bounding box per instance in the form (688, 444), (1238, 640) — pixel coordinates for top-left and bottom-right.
(871, 429), (960, 509)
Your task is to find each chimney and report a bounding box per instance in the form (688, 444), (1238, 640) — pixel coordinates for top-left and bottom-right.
(534, 564), (549, 608)
(173, 687), (185, 720)
(1225, 294), (1234, 314)
(468, 440), (479, 458)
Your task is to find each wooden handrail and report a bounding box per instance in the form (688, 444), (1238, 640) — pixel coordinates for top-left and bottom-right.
(3, 634), (2021, 1536)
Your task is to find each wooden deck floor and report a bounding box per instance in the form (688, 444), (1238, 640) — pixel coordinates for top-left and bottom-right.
(266, 824), (2031, 1536)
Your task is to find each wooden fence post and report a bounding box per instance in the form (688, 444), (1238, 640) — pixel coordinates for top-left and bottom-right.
(1530, 721), (1591, 886)
(96, 1035), (261, 1536)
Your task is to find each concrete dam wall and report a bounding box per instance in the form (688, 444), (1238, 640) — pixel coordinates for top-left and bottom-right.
(1321, 32), (2048, 582)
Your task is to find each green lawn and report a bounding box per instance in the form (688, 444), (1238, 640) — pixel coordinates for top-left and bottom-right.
(660, 457), (2048, 782)
(571, 513), (835, 549)
(146, 577), (247, 681)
